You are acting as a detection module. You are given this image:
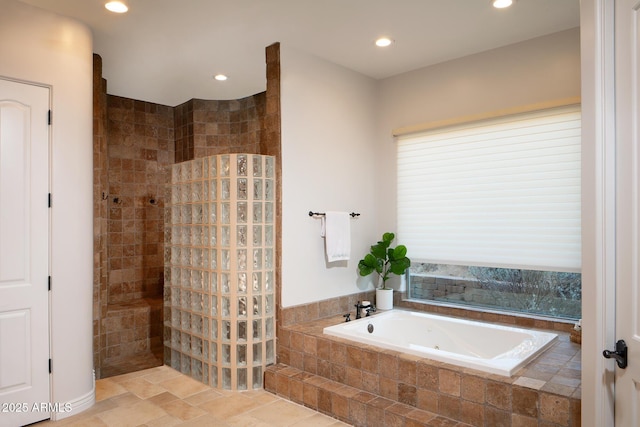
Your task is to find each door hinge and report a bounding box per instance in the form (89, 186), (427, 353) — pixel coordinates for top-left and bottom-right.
(49, 359), (52, 374)
(48, 276), (51, 291)
(48, 193), (52, 208)
(48, 110), (52, 125)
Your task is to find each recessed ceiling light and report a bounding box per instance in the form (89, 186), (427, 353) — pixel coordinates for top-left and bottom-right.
(375, 37), (393, 47)
(105, 1), (128, 13)
(214, 74), (228, 81)
(492, 0), (514, 8)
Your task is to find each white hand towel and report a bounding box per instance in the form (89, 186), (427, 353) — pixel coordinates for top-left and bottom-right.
(321, 211), (351, 262)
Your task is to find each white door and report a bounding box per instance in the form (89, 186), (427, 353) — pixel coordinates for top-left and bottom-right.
(0, 79), (50, 427)
(612, 0), (640, 425)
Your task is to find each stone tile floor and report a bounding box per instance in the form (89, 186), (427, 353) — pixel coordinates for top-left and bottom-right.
(36, 366), (349, 427)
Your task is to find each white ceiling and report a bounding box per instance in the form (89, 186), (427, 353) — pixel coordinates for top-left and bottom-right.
(19, 0), (580, 107)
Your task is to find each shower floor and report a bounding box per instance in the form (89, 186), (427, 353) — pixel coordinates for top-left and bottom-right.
(100, 339), (164, 378)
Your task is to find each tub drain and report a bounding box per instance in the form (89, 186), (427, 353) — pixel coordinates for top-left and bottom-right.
(367, 323), (374, 333)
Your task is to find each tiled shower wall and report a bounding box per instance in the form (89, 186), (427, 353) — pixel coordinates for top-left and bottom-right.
(93, 54), (108, 373)
(98, 95), (174, 373)
(93, 44), (281, 379)
(106, 95), (174, 304)
(174, 96), (266, 163)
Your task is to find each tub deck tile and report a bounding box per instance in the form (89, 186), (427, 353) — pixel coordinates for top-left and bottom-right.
(266, 364), (473, 427)
(275, 311), (581, 426)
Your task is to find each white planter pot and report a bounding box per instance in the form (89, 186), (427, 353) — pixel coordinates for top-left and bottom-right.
(376, 288), (394, 310)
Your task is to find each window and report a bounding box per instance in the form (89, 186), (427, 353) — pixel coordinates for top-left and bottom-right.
(397, 105), (581, 319)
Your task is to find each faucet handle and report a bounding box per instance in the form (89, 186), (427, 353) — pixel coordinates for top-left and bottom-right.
(343, 313), (351, 322)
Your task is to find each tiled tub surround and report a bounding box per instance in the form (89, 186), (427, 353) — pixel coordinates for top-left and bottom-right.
(323, 310), (558, 377)
(165, 154), (277, 390)
(272, 296), (581, 426)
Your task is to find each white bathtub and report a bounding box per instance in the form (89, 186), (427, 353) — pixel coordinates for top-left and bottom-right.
(323, 309), (557, 376)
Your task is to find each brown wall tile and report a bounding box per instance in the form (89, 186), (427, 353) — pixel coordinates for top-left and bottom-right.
(379, 353), (399, 379)
(513, 387), (539, 417)
(460, 400), (485, 426)
(540, 393), (570, 425)
(379, 377), (398, 400)
(289, 350), (303, 370)
(316, 337), (331, 360)
(346, 346), (363, 369)
(303, 335), (317, 355)
(303, 383), (319, 409)
(362, 372), (380, 395)
(417, 363), (439, 391)
(438, 394), (461, 420)
(318, 388), (332, 414)
(349, 401), (367, 427)
(486, 381), (512, 411)
(286, 378), (301, 404)
(398, 358), (417, 385)
(365, 404), (386, 427)
(290, 331), (304, 352)
(332, 393), (350, 420)
(416, 388), (438, 413)
(330, 342), (347, 365)
(361, 349), (379, 374)
(276, 373), (290, 397)
(345, 366), (363, 389)
(512, 413), (538, 427)
(398, 383), (417, 407)
(303, 353), (317, 374)
(330, 364), (346, 383)
(485, 406), (511, 427)
(439, 369), (461, 397)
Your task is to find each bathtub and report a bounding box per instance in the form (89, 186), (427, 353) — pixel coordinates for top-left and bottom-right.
(323, 309), (557, 376)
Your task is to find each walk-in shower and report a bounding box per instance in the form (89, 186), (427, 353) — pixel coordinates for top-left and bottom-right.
(165, 154), (276, 390)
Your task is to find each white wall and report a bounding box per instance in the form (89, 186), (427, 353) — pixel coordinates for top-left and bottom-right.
(0, 0), (94, 417)
(280, 29), (581, 307)
(280, 46), (378, 307)
(375, 28), (581, 232)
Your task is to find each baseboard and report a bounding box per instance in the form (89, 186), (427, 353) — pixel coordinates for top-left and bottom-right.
(50, 370), (96, 421)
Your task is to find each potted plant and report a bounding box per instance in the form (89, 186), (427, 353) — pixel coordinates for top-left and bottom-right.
(358, 232), (411, 310)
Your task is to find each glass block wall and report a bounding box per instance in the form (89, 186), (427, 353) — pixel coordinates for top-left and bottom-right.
(165, 154), (276, 390)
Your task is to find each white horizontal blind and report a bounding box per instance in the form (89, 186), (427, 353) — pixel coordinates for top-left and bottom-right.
(397, 105), (581, 272)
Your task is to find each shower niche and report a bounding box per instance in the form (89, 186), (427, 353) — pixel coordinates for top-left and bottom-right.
(165, 154), (276, 390)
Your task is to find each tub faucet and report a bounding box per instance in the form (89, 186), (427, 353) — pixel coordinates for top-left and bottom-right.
(365, 305), (376, 316)
(354, 301), (374, 319)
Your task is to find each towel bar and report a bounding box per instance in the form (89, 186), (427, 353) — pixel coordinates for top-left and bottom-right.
(309, 211), (360, 218)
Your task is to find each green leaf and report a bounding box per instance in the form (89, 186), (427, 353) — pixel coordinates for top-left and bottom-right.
(389, 257), (411, 275)
(370, 242), (388, 259)
(382, 232), (395, 244)
(362, 253), (378, 268)
(358, 253), (382, 276)
(391, 245), (407, 259)
(358, 259), (374, 276)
